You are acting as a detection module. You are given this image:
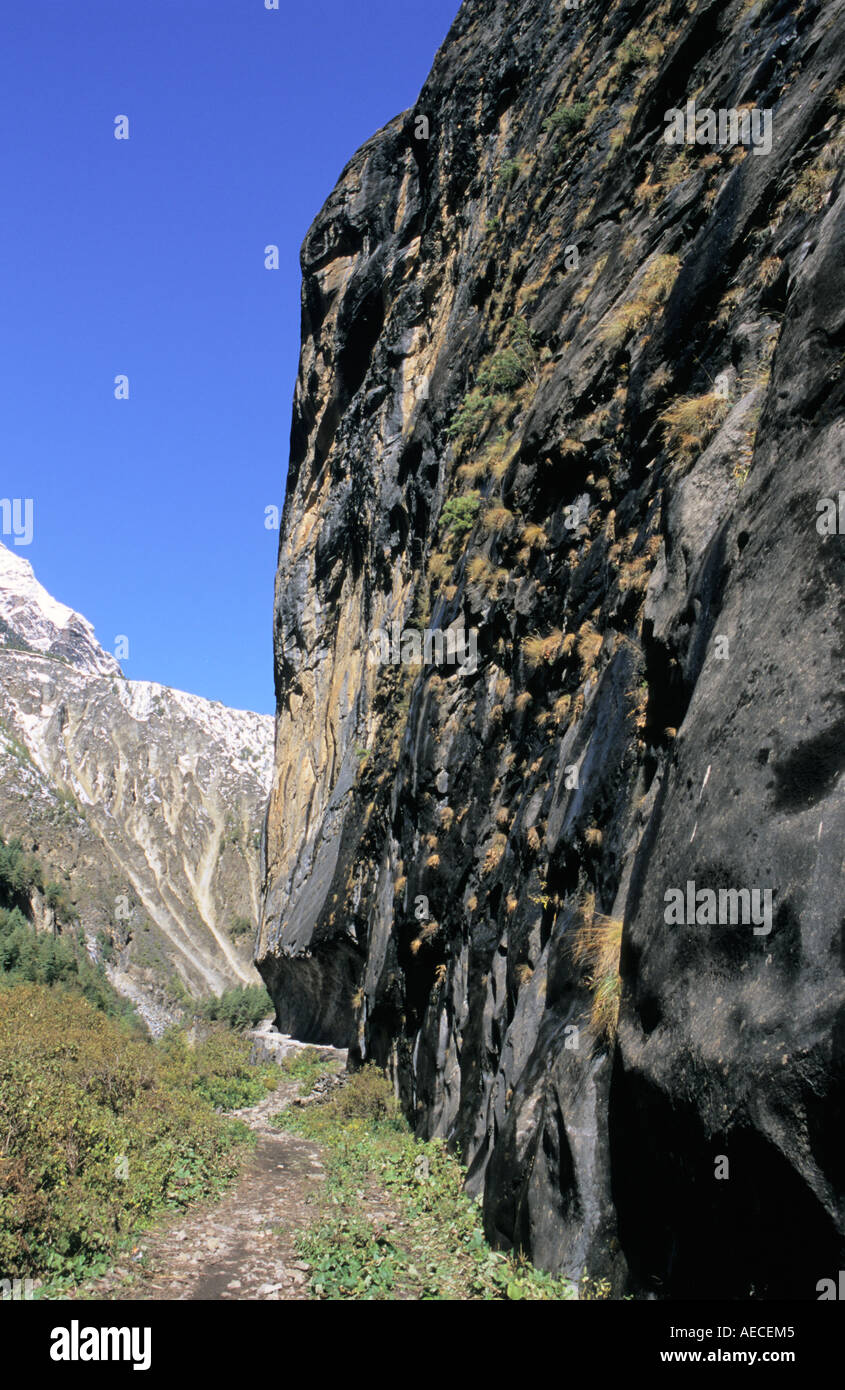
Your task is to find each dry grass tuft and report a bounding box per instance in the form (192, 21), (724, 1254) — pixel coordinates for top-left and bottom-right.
(577, 622), (603, 669)
(457, 458), (488, 485)
(482, 833), (508, 876)
(428, 551), (452, 584)
(481, 505), (516, 534)
(618, 553), (651, 594)
(600, 253), (681, 348)
(520, 522), (548, 550)
(758, 255), (783, 287)
(467, 553), (492, 585)
(660, 391), (730, 468)
(714, 286), (743, 327)
(571, 910), (624, 1041)
(553, 693), (572, 722)
(524, 628), (565, 668)
(635, 177), (663, 208)
(572, 255), (608, 308)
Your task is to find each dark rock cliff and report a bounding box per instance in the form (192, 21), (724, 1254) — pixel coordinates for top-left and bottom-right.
(258, 0), (845, 1297)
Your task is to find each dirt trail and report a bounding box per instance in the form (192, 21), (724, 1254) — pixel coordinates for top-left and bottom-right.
(80, 1068), (331, 1302)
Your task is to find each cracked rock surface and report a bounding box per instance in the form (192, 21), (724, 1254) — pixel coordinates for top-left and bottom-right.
(259, 0), (845, 1296)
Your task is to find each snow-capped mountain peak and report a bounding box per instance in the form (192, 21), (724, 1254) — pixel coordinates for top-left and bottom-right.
(0, 541), (121, 678)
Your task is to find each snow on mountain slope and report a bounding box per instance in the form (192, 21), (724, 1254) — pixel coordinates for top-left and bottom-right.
(0, 543), (121, 677)
(0, 541), (274, 1024)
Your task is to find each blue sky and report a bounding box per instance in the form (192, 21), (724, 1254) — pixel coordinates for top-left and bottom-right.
(0, 0), (461, 714)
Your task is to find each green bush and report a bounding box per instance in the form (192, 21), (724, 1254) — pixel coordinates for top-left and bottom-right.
(447, 318), (535, 445)
(497, 157), (522, 189)
(228, 915), (253, 941)
(0, 985), (275, 1284)
(440, 492), (482, 541)
(0, 835), (134, 1022)
(198, 983), (273, 1031)
(542, 100), (591, 138)
(618, 39), (646, 72)
(446, 388), (493, 441)
(477, 346), (531, 394)
(279, 1050), (342, 1096)
(0, 836), (43, 907)
(329, 1065), (403, 1125)
(44, 881), (78, 922)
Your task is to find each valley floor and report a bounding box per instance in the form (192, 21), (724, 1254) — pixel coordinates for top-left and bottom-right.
(69, 1053), (405, 1303)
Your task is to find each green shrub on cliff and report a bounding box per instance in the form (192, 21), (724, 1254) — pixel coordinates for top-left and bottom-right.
(446, 388), (492, 442)
(0, 835), (43, 905)
(440, 491), (481, 540)
(477, 345), (530, 394)
(542, 99), (591, 137)
(496, 157), (522, 189)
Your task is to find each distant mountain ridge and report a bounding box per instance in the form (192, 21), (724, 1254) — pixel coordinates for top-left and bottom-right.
(0, 541), (274, 1031)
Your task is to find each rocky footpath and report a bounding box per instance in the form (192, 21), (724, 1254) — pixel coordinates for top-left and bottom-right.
(75, 1073), (326, 1301)
(258, 0), (844, 1296)
(0, 542), (273, 1023)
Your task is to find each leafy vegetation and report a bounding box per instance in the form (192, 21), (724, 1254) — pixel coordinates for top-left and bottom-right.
(477, 346), (531, 395)
(0, 985), (277, 1285)
(0, 835), (134, 1021)
(278, 1049), (342, 1096)
(0, 834), (45, 907)
(447, 318), (535, 444)
(439, 491), (481, 542)
(542, 100), (591, 141)
(197, 983), (273, 1032)
(496, 157), (522, 190)
(274, 1066), (577, 1300)
(446, 388), (493, 442)
(228, 914), (253, 940)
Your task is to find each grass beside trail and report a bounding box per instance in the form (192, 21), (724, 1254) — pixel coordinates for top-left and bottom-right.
(273, 1064), (580, 1301)
(277, 1049), (344, 1096)
(0, 984), (278, 1291)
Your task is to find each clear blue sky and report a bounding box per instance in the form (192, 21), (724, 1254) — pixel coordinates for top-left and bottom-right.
(0, 0), (461, 714)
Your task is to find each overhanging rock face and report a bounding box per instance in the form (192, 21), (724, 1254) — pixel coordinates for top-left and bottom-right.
(259, 0), (845, 1295)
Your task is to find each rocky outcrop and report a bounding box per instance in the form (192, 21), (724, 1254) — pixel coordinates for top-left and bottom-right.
(0, 543), (273, 1028)
(258, 0), (845, 1296)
